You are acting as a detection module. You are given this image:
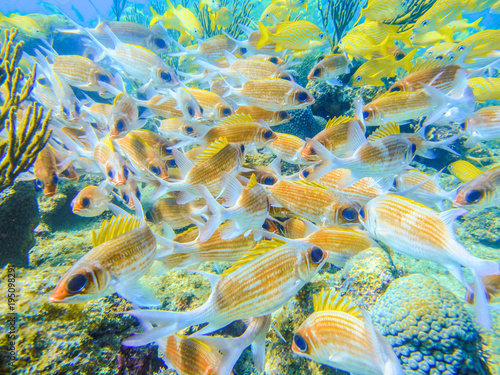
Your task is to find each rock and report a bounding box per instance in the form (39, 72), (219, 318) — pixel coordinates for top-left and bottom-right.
(0, 181), (39, 267)
(372, 274), (491, 375)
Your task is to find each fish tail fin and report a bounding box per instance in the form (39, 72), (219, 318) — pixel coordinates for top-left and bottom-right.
(196, 184), (225, 243)
(470, 259), (500, 330)
(399, 28), (413, 47)
(471, 17), (482, 29)
(149, 6), (161, 27)
(439, 25), (456, 43)
(376, 34), (392, 56)
(401, 48), (417, 72)
(303, 138), (337, 181)
(257, 21), (270, 50)
(166, 0), (175, 10)
(0, 11), (7, 22)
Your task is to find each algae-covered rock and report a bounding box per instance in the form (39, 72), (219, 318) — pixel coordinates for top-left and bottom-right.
(372, 274), (491, 375)
(272, 107), (325, 140)
(0, 181), (39, 267)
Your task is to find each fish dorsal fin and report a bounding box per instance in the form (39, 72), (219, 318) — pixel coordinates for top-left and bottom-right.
(91, 214), (142, 247)
(217, 113), (254, 126)
(367, 121), (400, 142)
(186, 336), (213, 351)
(324, 115), (353, 129)
(448, 160), (483, 182)
(194, 137), (229, 164)
(313, 288), (362, 318)
(102, 135), (115, 153)
(128, 133), (151, 149)
(246, 173), (258, 190)
(410, 57), (450, 73)
(294, 180), (329, 190)
(221, 238), (287, 276)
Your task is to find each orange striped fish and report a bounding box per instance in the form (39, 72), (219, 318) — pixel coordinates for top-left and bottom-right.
(50, 210), (160, 307)
(235, 105), (292, 126)
(122, 239), (328, 346)
(266, 132), (311, 164)
(360, 194), (500, 328)
(108, 92), (142, 138)
(453, 166), (500, 209)
(71, 181), (112, 217)
(292, 289), (403, 374)
(463, 106), (500, 147)
(146, 198), (205, 229)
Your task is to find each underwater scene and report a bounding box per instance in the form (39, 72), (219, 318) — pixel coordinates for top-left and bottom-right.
(1, 0), (500, 373)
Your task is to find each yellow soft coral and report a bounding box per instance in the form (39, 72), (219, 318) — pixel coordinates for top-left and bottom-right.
(0, 28), (51, 192)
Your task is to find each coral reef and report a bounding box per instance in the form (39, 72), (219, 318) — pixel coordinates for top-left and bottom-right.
(195, 0), (254, 39)
(0, 181), (38, 267)
(372, 274), (491, 375)
(272, 107), (324, 140)
(318, 0), (360, 49)
(0, 28), (51, 193)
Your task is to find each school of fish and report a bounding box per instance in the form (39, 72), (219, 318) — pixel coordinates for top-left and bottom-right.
(3, 0), (500, 373)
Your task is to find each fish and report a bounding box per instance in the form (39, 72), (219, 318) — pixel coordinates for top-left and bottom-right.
(301, 116), (365, 161)
(388, 63), (463, 93)
(0, 11), (43, 38)
(121, 239), (327, 346)
(235, 106), (292, 126)
(197, 173), (270, 242)
(50, 208), (161, 307)
(209, 6), (232, 30)
(448, 160), (484, 182)
(350, 21), (413, 48)
(156, 315), (270, 375)
(393, 169), (455, 210)
(199, 0), (221, 12)
(468, 77), (500, 102)
(257, 20), (327, 52)
(171, 34), (237, 63)
(150, 0), (203, 41)
(463, 106), (500, 146)
(360, 194), (500, 328)
(108, 93), (143, 138)
(260, 3), (292, 25)
(147, 198), (204, 229)
(224, 78), (315, 111)
(59, 20), (171, 54)
(273, 0), (308, 10)
(302, 126), (415, 189)
(338, 32), (393, 60)
(356, 0), (408, 22)
(292, 289), (403, 374)
(265, 133), (310, 164)
(409, 27), (456, 47)
(71, 181), (112, 217)
(33, 144), (77, 196)
(266, 180), (360, 225)
(453, 166), (500, 209)
(307, 54), (351, 86)
(351, 49), (416, 87)
(412, 0), (471, 34)
(447, 16), (482, 32)
(188, 88), (234, 120)
(465, 275), (500, 305)
(128, 129), (175, 162)
(450, 29), (500, 62)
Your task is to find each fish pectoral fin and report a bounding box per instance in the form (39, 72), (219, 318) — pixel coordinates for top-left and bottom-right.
(326, 77), (343, 86)
(114, 279), (161, 308)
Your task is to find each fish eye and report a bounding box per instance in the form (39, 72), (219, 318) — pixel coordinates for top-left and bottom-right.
(458, 45), (465, 51)
(309, 148), (316, 155)
(222, 107), (232, 116)
(410, 143), (417, 154)
(362, 111), (370, 120)
(341, 207), (358, 222)
(435, 55), (443, 61)
(410, 35), (414, 41)
(97, 73), (110, 83)
(151, 165), (161, 175)
(459, 122), (466, 131)
(422, 20), (429, 26)
(63, 106), (70, 116)
(199, 106), (204, 114)
(35, 179), (44, 189)
(396, 53), (405, 60)
(107, 169), (114, 179)
(281, 75), (291, 81)
(165, 147), (173, 155)
(262, 220), (270, 230)
(263, 176), (276, 185)
(188, 106), (195, 117)
(266, 13), (270, 17)
(359, 207), (365, 220)
(136, 189), (141, 200)
(270, 57), (278, 64)
(123, 193), (130, 203)
(319, 33), (324, 39)
(75, 102), (81, 115)
(66, 273), (87, 293)
(194, 28), (198, 33)
(449, 54), (455, 60)
(52, 175), (59, 185)
(310, 246), (325, 264)
(301, 169), (310, 178)
(81, 197), (90, 208)
(313, 68), (321, 77)
(240, 47), (247, 55)
(279, 111), (289, 119)
(167, 159), (177, 168)
(161, 71), (172, 82)
(465, 189), (483, 203)
(355, 76), (362, 82)
(297, 92), (309, 102)
(123, 166), (129, 178)
(240, 144), (245, 153)
(155, 38), (167, 49)
(293, 334), (308, 352)
(264, 130), (274, 139)
(115, 119), (125, 132)
(389, 86), (401, 92)
(186, 126), (194, 134)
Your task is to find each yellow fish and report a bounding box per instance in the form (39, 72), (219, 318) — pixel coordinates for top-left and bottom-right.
(260, 3), (292, 25)
(199, 0), (221, 11)
(273, 0), (308, 11)
(292, 289), (403, 374)
(150, 0), (203, 40)
(352, 49), (416, 86)
(209, 6), (232, 30)
(257, 20), (326, 52)
(448, 160), (484, 182)
(355, 0), (407, 22)
(468, 77), (500, 102)
(412, 0), (471, 34)
(0, 11), (43, 38)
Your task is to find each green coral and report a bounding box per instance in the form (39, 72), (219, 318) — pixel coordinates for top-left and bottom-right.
(372, 274), (491, 375)
(0, 28), (51, 193)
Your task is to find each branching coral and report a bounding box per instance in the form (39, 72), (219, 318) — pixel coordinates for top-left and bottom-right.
(111, 0), (128, 22)
(195, 0), (254, 39)
(318, 0), (360, 50)
(0, 28), (51, 193)
(383, 0), (438, 31)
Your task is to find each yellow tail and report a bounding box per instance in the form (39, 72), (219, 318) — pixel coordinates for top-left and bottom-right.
(399, 28), (413, 47)
(375, 34), (392, 57)
(257, 21), (270, 50)
(400, 48), (417, 72)
(149, 6), (161, 27)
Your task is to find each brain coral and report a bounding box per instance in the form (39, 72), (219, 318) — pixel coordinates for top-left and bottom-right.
(371, 274), (491, 375)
